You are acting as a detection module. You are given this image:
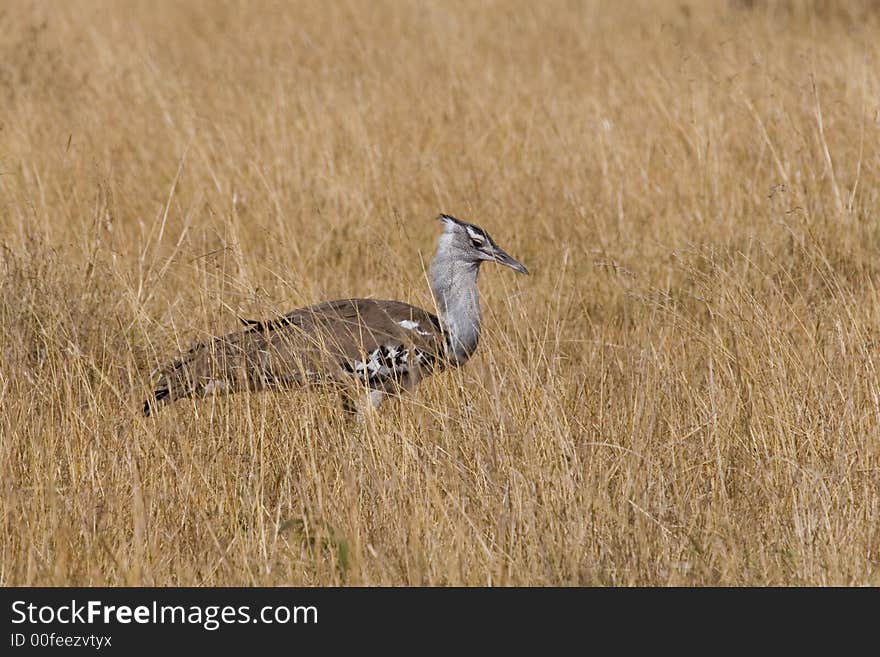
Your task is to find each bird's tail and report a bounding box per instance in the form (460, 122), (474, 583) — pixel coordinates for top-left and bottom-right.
(141, 321), (322, 415)
(143, 353), (195, 416)
(142, 338), (244, 416)
(143, 384), (171, 416)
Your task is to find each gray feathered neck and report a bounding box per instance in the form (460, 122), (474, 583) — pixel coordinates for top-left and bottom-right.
(429, 228), (482, 365)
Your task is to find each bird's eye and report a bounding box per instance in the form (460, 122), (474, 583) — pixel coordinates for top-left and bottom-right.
(470, 238), (484, 248)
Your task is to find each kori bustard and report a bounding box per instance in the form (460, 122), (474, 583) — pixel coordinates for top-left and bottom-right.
(143, 214), (528, 416)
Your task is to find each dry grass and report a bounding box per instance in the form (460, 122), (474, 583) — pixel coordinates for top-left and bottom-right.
(1, 0), (879, 585)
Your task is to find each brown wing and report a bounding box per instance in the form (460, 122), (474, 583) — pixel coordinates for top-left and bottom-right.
(145, 298), (446, 414)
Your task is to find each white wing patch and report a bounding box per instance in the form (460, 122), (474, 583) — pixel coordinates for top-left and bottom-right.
(344, 339), (439, 383)
(398, 319), (432, 336)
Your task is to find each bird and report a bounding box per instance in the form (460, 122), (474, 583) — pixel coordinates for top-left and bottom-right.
(143, 213), (528, 417)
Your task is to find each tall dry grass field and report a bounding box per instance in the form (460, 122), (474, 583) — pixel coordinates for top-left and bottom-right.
(1, 0), (879, 585)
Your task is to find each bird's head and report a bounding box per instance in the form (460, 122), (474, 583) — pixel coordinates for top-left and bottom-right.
(437, 213), (529, 274)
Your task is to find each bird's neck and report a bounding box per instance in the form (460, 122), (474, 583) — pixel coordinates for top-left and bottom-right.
(429, 249), (481, 365)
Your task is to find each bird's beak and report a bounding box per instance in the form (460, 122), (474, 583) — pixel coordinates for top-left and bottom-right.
(492, 246), (529, 275)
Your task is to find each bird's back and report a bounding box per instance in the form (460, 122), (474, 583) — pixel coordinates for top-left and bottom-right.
(144, 298), (447, 413)
(248, 298), (447, 381)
